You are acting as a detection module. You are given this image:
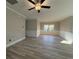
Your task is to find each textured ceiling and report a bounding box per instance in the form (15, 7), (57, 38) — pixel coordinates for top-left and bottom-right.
(6, 0), (73, 22)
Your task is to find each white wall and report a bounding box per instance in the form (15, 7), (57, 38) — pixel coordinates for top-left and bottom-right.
(6, 8), (25, 47)
(60, 16), (73, 43)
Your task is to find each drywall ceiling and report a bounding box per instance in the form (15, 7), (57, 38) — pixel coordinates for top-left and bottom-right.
(6, 0), (73, 22)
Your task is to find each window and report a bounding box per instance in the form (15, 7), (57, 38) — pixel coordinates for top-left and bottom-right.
(44, 25), (49, 32)
(44, 24), (54, 32)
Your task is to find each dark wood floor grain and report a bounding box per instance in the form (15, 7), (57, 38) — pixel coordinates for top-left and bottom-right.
(6, 35), (73, 59)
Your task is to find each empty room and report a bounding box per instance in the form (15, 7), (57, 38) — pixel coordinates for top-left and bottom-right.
(6, 0), (73, 59)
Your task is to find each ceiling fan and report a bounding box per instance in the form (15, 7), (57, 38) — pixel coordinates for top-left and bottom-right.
(28, 0), (51, 13)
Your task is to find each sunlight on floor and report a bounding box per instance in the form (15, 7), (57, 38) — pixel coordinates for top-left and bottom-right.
(60, 40), (72, 44)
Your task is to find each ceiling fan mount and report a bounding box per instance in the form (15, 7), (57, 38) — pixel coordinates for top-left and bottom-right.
(28, 0), (51, 13)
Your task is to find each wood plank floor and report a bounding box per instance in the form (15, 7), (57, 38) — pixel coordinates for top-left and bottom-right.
(6, 35), (73, 59)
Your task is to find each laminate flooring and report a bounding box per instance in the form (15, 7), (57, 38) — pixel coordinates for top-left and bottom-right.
(6, 35), (73, 59)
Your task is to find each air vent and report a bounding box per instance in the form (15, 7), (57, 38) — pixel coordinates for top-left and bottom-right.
(7, 0), (18, 5)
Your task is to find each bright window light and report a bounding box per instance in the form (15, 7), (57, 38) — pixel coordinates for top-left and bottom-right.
(60, 40), (72, 44)
(44, 25), (49, 32)
(49, 25), (54, 32)
(44, 24), (54, 32)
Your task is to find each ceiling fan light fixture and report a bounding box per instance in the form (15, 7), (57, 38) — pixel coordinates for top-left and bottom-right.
(35, 3), (41, 10)
(28, 0), (51, 13)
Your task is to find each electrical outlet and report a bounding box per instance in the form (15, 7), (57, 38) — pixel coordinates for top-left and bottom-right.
(9, 39), (12, 42)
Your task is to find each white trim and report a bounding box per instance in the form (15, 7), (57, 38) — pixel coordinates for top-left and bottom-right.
(6, 37), (25, 48)
(6, 6), (26, 18)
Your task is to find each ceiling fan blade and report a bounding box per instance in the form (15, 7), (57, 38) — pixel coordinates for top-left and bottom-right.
(28, 7), (35, 10)
(41, 6), (51, 9)
(38, 10), (40, 13)
(28, 0), (35, 5)
(41, 0), (45, 4)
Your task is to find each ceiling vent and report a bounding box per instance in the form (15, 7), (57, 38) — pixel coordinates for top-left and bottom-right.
(7, 0), (18, 5)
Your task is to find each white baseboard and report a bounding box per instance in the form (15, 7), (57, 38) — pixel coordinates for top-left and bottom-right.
(6, 37), (25, 48)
